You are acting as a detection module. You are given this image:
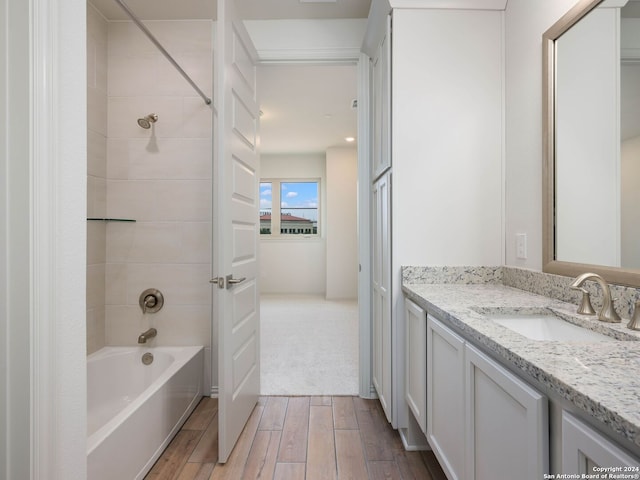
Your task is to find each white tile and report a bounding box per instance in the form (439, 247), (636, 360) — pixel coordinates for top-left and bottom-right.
(106, 221), (135, 263)
(148, 20), (212, 55)
(95, 177), (107, 218)
(107, 179), (155, 220)
(154, 179), (211, 221)
(154, 58), (193, 97)
(105, 305), (149, 345)
(87, 34), (97, 89)
(148, 305), (211, 346)
(107, 222), (182, 264)
(105, 304), (210, 347)
(87, 221), (106, 265)
(180, 222), (211, 264)
(108, 96), (183, 139)
(105, 262), (127, 305)
(107, 138), (129, 179)
(108, 21), (157, 57)
(96, 39), (108, 93)
(86, 306), (106, 355)
(87, 129), (107, 178)
(124, 263), (211, 306)
(87, 87), (107, 136)
(108, 55), (157, 97)
(175, 53), (213, 93)
(86, 263), (106, 309)
(182, 97), (213, 139)
(87, 4), (108, 47)
(128, 138), (211, 180)
(87, 176), (107, 218)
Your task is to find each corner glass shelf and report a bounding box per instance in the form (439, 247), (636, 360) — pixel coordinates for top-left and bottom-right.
(87, 218), (136, 222)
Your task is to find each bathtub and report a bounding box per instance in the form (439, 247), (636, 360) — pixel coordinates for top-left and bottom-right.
(87, 346), (204, 480)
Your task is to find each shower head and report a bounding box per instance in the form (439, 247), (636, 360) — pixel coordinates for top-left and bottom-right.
(137, 113), (158, 129)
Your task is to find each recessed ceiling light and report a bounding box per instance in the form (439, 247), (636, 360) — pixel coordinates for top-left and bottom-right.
(300, 0), (337, 3)
(345, 137), (355, 142)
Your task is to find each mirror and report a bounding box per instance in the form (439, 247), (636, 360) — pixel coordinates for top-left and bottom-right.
(543, 0), (640, 286)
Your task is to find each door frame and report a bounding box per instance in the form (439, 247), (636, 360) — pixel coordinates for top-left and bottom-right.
(5, 0), (88, 477)
(247, 53), (374, 399)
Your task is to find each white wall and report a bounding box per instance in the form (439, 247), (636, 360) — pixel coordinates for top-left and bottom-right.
(104, 20), (213, 352)
(391, 9), (504, 270)
(326, 147), (358, 300)
(504, 0), (579, 269)
(260, 154), (327, 295)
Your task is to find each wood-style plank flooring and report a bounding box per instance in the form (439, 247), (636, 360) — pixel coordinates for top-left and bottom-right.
(145, 396), (447, 480)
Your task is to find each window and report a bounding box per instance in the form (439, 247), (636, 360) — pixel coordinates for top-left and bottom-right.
(260, 180), (319, 237)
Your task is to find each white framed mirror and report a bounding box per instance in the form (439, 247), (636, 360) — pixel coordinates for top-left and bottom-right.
(543, 0), (640, 286)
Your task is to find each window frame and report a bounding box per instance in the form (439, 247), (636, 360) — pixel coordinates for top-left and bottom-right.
(259, 177), (321, 239)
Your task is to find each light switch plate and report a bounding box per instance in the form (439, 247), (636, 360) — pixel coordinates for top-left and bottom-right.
(516, 233), (527, 259)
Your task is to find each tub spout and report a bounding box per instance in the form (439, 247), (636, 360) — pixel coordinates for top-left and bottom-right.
(138, 328), (157, 344)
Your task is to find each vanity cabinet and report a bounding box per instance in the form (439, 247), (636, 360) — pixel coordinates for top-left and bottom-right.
(425, 315), (548, 480)
(427, 315), (466, 480)
(466, 343), (548, 480)
(562, 411), (640, 474)
(405, 299), (426, 433)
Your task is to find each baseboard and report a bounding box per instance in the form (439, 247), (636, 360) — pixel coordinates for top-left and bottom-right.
(399, 428), (430, 451)
(209, 386), (219, 398)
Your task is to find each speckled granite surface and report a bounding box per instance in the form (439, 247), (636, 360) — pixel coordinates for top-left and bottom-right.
(402, 266), (640, 450)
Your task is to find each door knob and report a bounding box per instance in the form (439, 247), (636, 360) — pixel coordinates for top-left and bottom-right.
(209, 277), (225, 289)
(225, 275), (246, 289)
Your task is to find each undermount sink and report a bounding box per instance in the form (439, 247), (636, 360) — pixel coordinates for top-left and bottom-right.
(487, 313), (615, 342)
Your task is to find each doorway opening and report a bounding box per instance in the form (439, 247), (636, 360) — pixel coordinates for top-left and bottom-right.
(257, 63), (360, 396)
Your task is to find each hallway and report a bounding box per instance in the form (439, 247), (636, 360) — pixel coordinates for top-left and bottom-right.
(260, 295), (359, 396)
(145, 396), (446, 479)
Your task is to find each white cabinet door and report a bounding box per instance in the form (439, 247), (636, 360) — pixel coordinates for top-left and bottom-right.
(465, 343), (548, 480)
(372, 14), (391, 180)
(427, 315), (466, 480)
(405, 299), (426, 433)
(372, 172), (392, 421)
(562, 411), (640, 474)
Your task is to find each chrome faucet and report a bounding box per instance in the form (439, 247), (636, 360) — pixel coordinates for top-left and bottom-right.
(138, 327), (157, 344)
(570, 273), (621, 323)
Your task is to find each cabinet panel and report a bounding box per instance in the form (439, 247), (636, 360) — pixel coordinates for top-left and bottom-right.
(562, 411), (639, 474)
(372, 173), (391, 421)
(405, 299), (426, 433)
(465, 343), (548, 480)
(427, 315), (465, 480)
(372, 13), (391, 180)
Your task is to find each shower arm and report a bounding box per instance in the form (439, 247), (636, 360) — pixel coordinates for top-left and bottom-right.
(112, 0), (212, 106)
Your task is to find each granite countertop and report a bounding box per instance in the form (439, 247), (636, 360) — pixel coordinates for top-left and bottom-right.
(402, 281), (640, 449)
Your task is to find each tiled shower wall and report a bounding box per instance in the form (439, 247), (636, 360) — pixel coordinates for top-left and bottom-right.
(105, 20), (213, 348)
(86, 3), (214, 369)
(87, 4), (108, 354)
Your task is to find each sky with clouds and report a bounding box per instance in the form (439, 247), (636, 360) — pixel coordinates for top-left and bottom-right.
(260, 181), (318, 220)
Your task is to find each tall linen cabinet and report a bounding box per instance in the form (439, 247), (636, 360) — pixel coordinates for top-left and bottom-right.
(364, 2), (505, 433)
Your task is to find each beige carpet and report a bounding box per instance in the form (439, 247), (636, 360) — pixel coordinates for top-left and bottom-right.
(260, 294), (359, 396)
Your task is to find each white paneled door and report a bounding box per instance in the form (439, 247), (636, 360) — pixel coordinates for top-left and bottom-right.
(214, 0), (261, 463)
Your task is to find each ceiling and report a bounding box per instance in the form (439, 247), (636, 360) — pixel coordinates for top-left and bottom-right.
(90, 0), (370, 22)
(258, 64), (358, 155)
(89, 0), (368, 154)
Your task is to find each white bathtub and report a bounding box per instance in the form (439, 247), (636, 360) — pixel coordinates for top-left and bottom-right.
(87, 346), (204, 480)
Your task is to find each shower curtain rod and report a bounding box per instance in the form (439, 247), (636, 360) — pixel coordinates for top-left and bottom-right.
(112, 0), (212, 105)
